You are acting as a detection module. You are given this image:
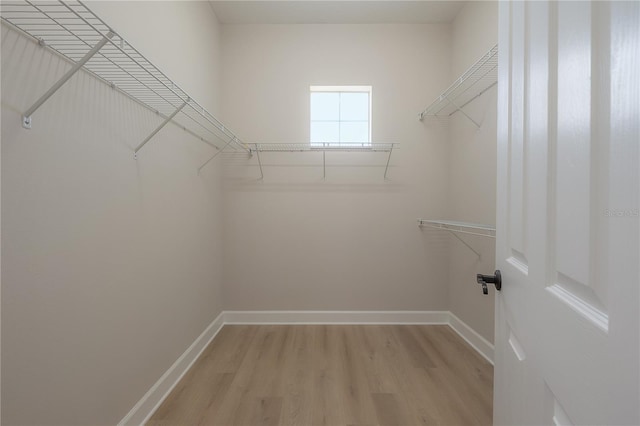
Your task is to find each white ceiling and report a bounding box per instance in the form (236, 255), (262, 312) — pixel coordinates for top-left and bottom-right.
(209, 1), (467, 25)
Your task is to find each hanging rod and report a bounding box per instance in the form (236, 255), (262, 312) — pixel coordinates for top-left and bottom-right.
(419, 44), (498, 128)
(0, 0), (249, 164)
(245, 143), (397, 180)
(418, 219), (495, 258)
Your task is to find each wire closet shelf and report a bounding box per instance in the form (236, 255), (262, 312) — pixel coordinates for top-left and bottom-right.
(0, 0), (249, 165)
(417, 219), (495, 238)
(419, 44), (498, 128)
(418, 219), (495, 258)
(245, 143), (398, 180)
(251, 143), (395, 152)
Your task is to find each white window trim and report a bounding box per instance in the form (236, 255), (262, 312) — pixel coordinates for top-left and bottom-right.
(310, 85), (372, 147)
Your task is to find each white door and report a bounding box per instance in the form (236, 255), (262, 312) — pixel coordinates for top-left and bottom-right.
(494, 1), (639, 425)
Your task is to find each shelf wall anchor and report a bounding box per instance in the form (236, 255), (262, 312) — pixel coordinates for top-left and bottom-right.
(22, 31), (114, 129)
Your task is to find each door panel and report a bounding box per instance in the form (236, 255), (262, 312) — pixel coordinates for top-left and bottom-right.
(555, 2), (593, 290)
(508, 0), (528, 268)
(553, 1), (609, 320)
(495, 1), (639, 425)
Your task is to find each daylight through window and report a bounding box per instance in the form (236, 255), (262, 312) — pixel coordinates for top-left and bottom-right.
(310, 86), (371, 147)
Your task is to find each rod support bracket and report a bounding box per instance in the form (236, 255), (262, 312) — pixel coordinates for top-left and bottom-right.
(22, 116), (32, 129)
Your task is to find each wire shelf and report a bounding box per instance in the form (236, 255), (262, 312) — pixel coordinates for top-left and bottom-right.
(418, 219), (495, 258)
(0, 0), (249, 161)
(419, 44), (498, 127)
(239, 143), (398, 180)
(252, 143), (396, 153)
(418, 219), (495, 238)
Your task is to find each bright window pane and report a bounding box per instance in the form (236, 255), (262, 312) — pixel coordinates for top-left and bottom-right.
(310, 92), (339, 121)
(340, 92), (369, 121)
(340, 121), (369, 143)
(311, 121), (339, 143)
(310, 87), (371, 145)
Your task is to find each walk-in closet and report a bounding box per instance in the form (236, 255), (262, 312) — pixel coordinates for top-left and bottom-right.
(2, 1), (638, 425)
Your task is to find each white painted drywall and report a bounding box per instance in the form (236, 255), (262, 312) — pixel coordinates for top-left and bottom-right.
(2, 3), (500, 422)
(1, 2), (225, 424)
(447, 1), (498, 343)
(220, 24), (452, 311)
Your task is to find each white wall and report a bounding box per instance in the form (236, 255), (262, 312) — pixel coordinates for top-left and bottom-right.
(1, 2), (225, 424)
(448, 1), (499, 343)
(1, 2), (500, 422)
(220, 24), (453, 311)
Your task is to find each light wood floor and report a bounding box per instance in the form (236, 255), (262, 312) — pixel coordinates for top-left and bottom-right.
(147, 325), (493, 426)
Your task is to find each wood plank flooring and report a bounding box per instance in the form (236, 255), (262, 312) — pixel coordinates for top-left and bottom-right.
(147, 325), (493, 426)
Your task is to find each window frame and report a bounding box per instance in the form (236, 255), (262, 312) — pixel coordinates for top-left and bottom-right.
(309, 85), (372, 147)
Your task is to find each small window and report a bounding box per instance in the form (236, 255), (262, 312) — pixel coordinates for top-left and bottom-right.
(310, 86), (371, 147)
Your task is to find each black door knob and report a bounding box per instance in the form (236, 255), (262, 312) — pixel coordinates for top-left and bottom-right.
(476, 270), (502, 294)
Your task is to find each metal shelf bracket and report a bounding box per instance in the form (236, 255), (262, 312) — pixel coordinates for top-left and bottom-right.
(323, 150), (326, 180)
(443, 96), (481, 128)
(418, 219), (496, 258)
(134, 99), (188, 158)
(450, 232), (482, 258)
(256, 147), (264, 180)
(384, 143), (394, 180)
(197, 136), (239, 173)
(22, 31), (114, 129)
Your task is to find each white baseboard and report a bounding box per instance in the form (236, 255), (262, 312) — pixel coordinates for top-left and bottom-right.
(120, 310), (493, 425)
(447, 312), (495, 365)
(223, 310), (450, 325)
(224, 310), (493, 363)
(118, 312), (225, 426)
